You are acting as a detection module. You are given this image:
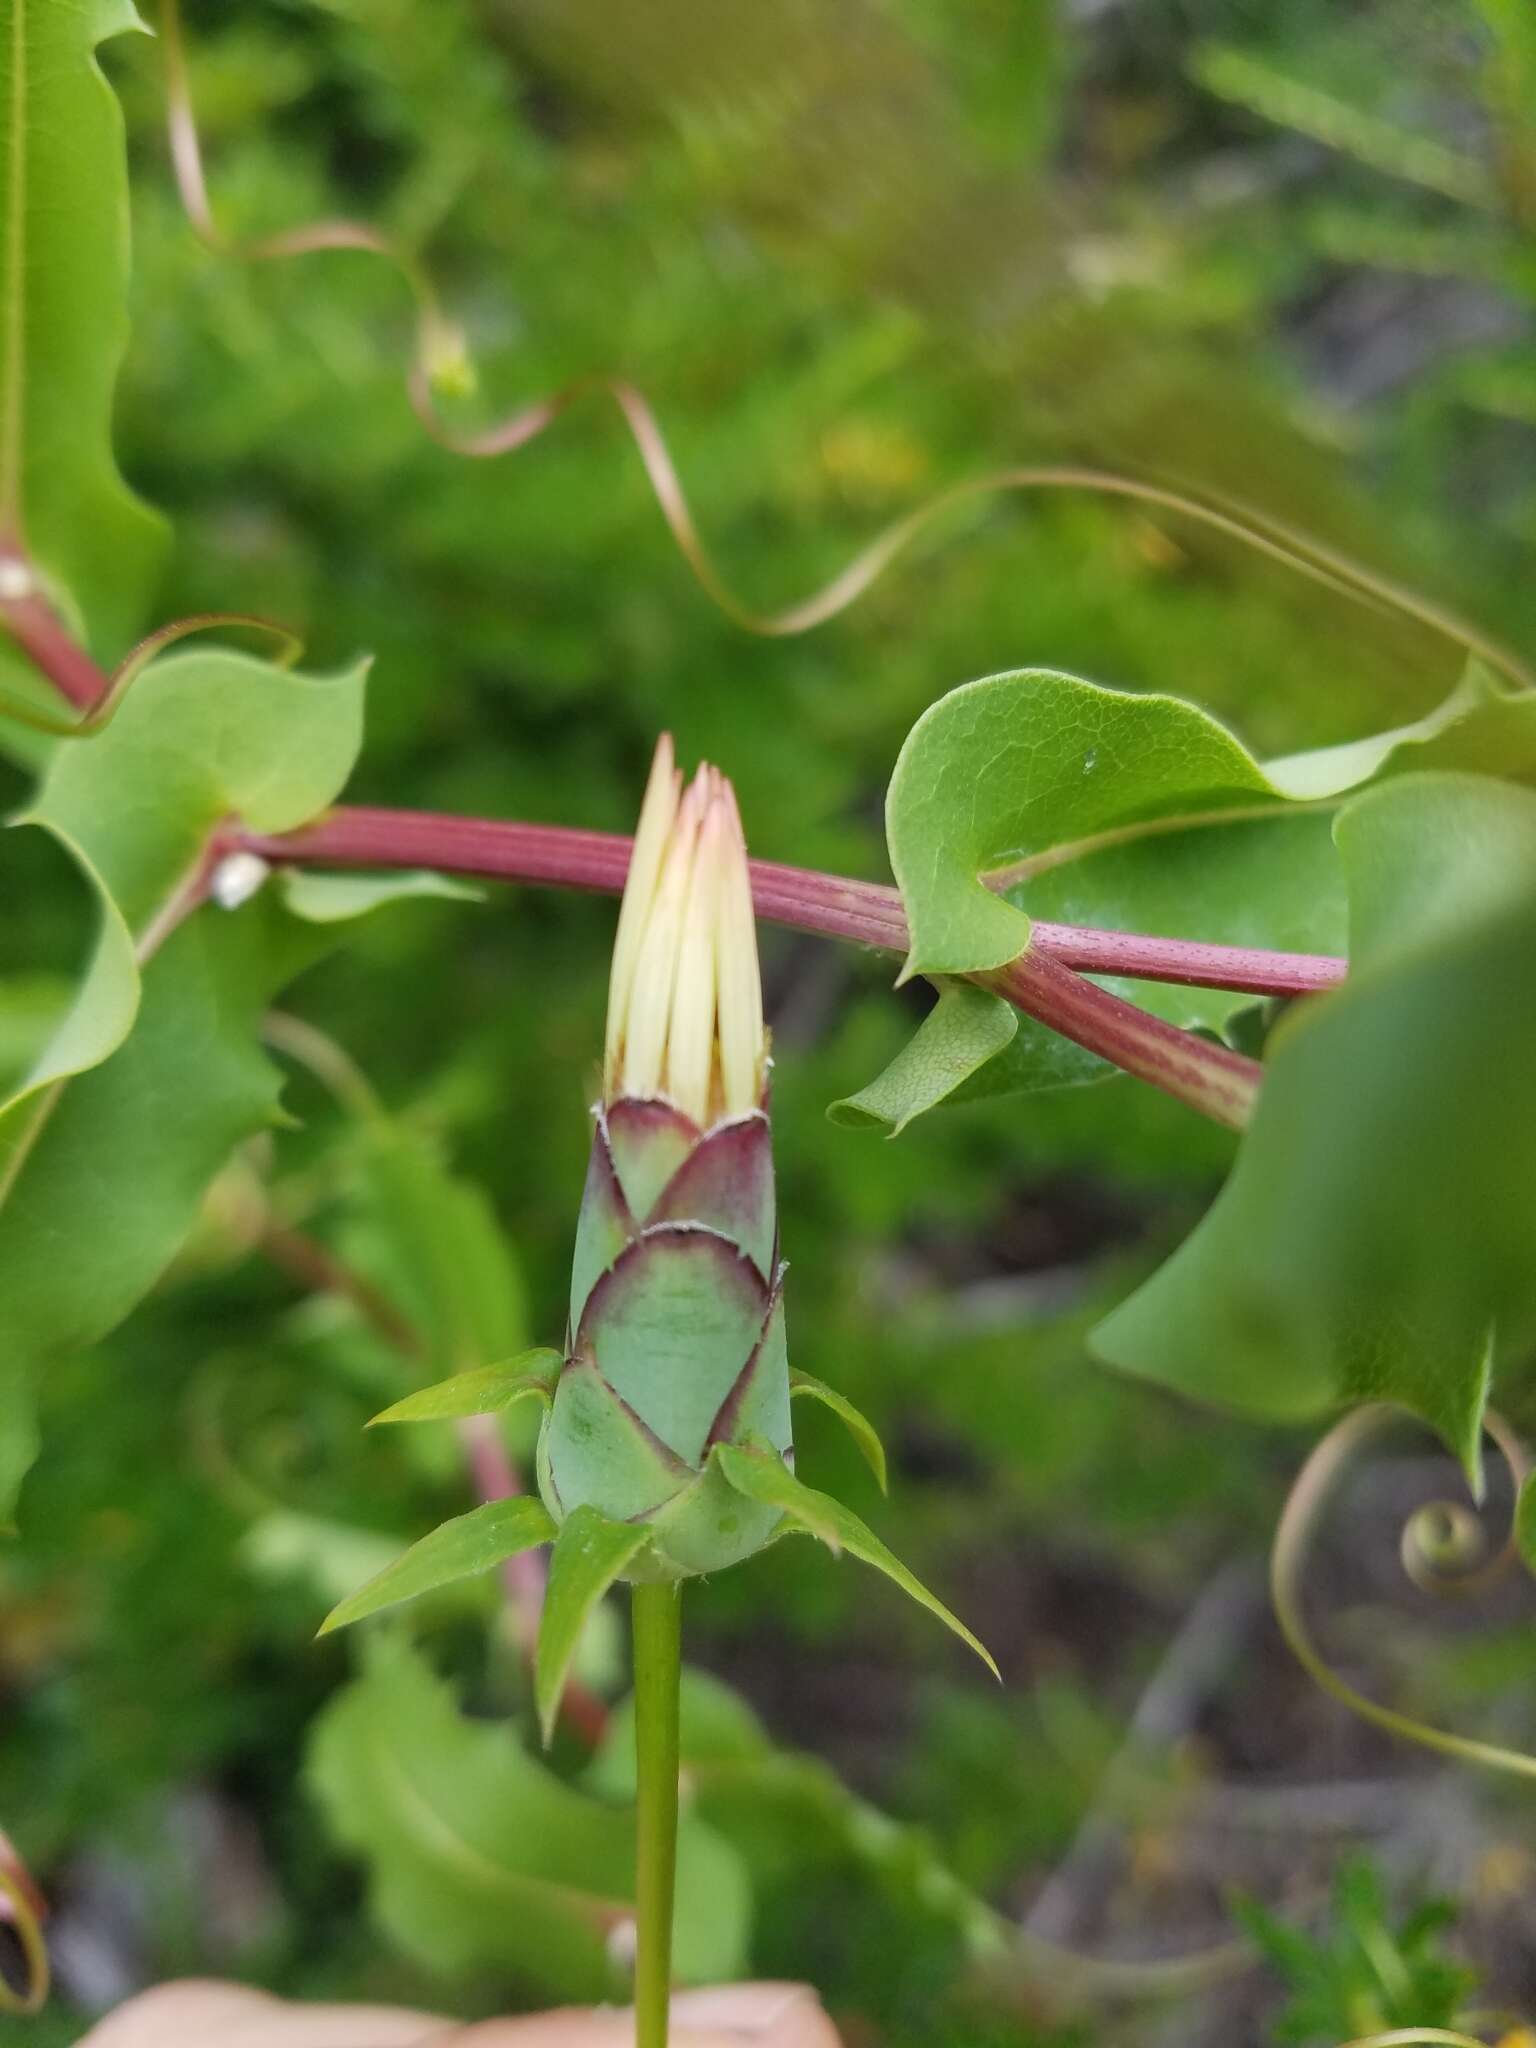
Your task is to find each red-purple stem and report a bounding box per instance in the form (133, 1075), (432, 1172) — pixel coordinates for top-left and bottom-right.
(991, 952), (1260, 1129)
(236, 808), (1344, 999)
(232, 806), (1326, 1129)
(0, 563), (113, 713)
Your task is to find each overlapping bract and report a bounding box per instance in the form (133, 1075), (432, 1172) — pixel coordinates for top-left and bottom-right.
(538, 1096), (791, 1580)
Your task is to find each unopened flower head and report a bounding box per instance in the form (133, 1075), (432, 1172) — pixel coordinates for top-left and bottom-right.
(535, 740), (790, 1582)
(603, 736), (766, 1126)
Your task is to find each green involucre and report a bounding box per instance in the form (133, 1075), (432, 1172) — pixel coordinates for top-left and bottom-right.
(538, 1098), (791, 1582)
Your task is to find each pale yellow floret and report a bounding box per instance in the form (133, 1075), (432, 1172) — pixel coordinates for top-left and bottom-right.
(667, 783), (725, 1125)
(715, 779), (765, 1116)
(606, 740), (766, 1122)
(621, 772), (703, 1102)
(605, 734), (680, 1096)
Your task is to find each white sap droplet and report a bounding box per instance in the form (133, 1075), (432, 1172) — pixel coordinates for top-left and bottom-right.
(0, 557), (35, 600)
(1081, 748), (1098, 776)
(210, 852), (271, 910)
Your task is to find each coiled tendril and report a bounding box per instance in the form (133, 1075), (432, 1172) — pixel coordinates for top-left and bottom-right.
(156, 0), (1535, 696)
(1273, 1404), (1535, 1780)
(0, 1856), (49, 2016)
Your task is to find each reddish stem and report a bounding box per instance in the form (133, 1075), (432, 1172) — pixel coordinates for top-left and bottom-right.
(990, 952), (1260, 1130)
(0, 545), (113, 714)
(236, 808), (1345, 999)
(233, 805), (1280, 1130)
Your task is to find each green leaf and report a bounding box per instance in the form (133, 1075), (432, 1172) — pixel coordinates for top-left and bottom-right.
(0, 645), (365, 1172)
(878, 664), (1536, 1113)
(1189, 43), (1496, 208)
(715, 1442), (998, 1678)
(536, 1506), (652, 1745)
(828, 981), (1017, 1134)
(30, 648), (368, 931)
(369, 1350), (562, 1426)
(1517, 1477), (1535, 1578)
(307, 1634), (750, 2000)
(0, 649), (369, 1517)
(887, 667), (1285, 981)
(344, 1116), (527, 1380)
(0, 897), (335, 1517)
(0, 0), (166, 712)
(1092, 773), (1536, 1484)
(789, 1372), (888, 1493)
(319, 1496), (556, 1634)
(278, 868), (483, 922)
(1264, 661), (1536, 800)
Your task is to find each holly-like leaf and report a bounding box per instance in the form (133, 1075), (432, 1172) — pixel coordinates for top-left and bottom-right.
(828, 981), (1018, 1134)
(876, 664), (1536, 1116)
(1092, 773), (1536, 1484)
(0, 649), (368, 1517)
(369, 1350), (562, 1427)
(0, 0), (166, 714)
(888, 668), (1284, 981)
(715, 1442), (998, 1677)
(319, 1496), (556, 1635)
(789, 1372), (888, 1493)
(307, 1634), (750, 2000)
(536, 1506), (652, 1744)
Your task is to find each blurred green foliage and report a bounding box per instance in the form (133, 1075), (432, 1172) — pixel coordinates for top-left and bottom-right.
(1235, 1858), (1476, 2044)
(2, 0), (1534, 2040)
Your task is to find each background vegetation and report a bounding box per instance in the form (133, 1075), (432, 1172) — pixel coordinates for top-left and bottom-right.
(3, 1), (1535, 2042)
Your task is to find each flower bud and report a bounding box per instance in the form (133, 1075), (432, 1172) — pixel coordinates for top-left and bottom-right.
(538, 739), (790, 1580)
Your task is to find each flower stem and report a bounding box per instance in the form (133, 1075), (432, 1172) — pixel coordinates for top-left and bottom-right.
(631, 1581), (682, 2048)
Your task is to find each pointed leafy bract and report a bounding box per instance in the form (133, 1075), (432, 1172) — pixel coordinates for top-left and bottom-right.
(569, 1119), (635, 1331)
(319, 1497), (556, 1635)
(789, 1372), (888, 1493)
(307, 1635), (751, 1999)
(715, 1442), (997, 1678)
(574, 1227), (772, 1468)
(605, 1098), (699, 1219)
(369, 1351), (561, 1427)
(649, 1114), (777, 1281)
(537, 1507), (652, 1744)
(1092, 773), (1536, 1485)
(0, 0), (166, 715)
(545, 1356), (692, 1524)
